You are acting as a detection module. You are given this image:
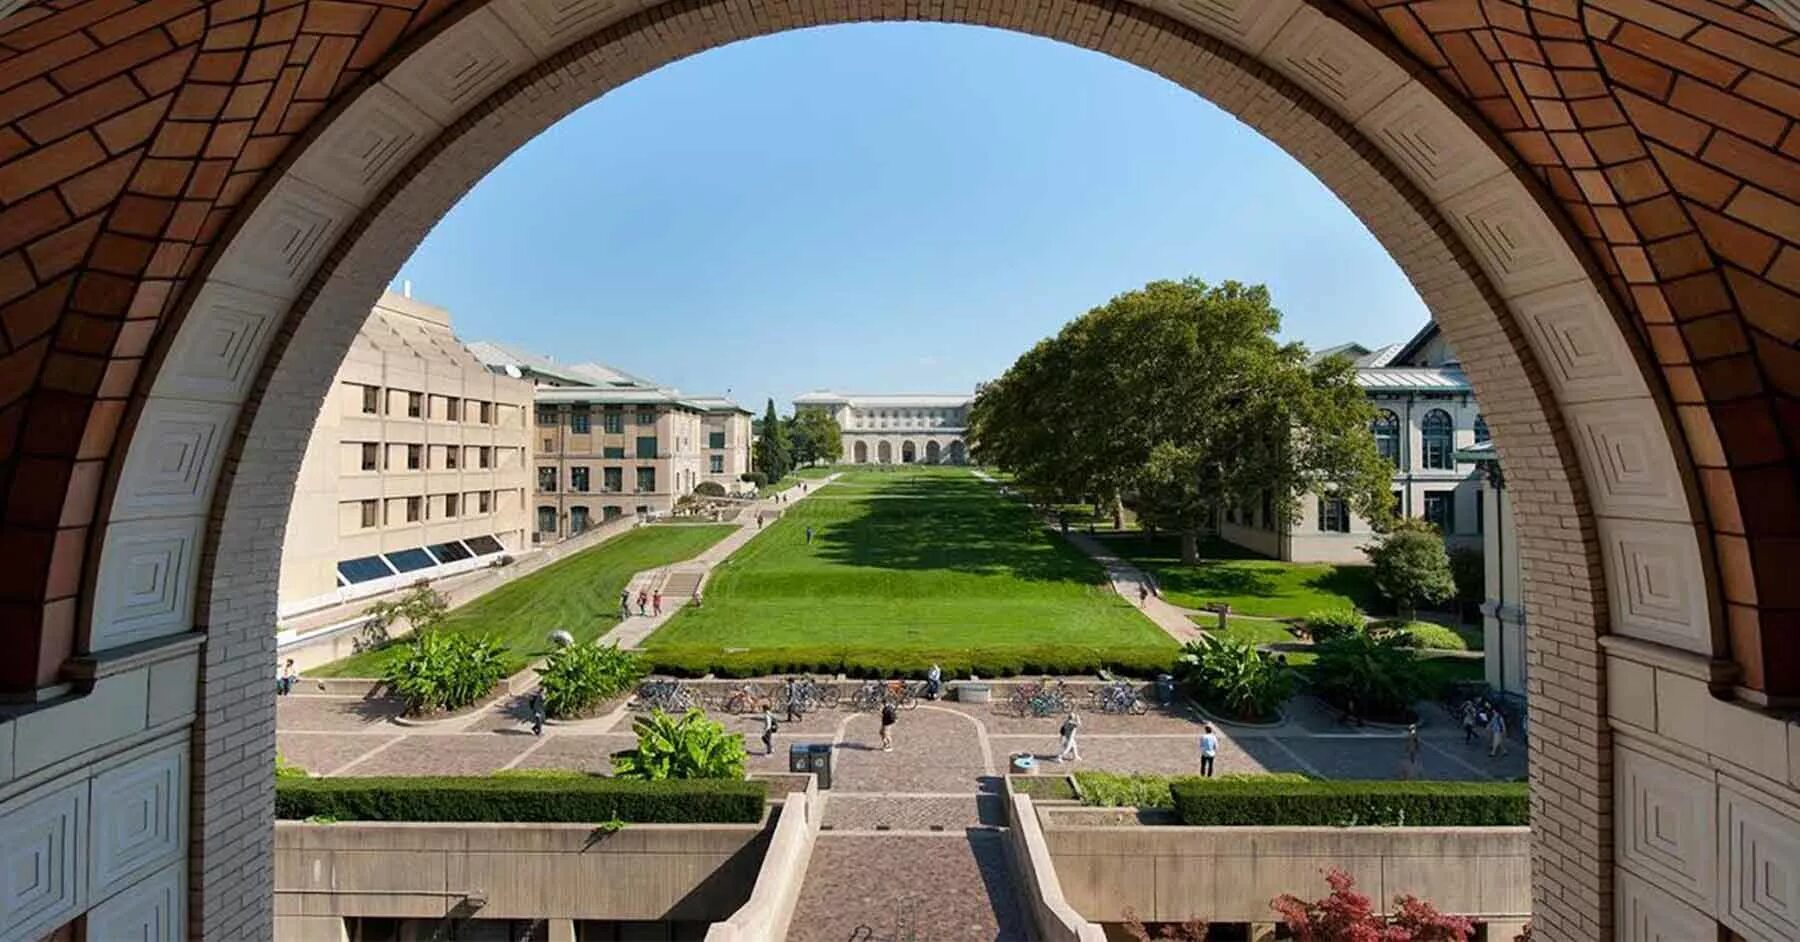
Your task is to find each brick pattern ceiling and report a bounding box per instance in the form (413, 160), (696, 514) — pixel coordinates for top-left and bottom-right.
(0, 0), (1795, 686)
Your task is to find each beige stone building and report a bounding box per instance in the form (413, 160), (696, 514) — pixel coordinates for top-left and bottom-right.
(276, 291), (533, 618)
(467, 343), (751, 540)
(793, 391), (972, 464)
(1220, 324), (1492, 565)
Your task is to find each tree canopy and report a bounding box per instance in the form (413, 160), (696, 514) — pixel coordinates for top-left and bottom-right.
(787, 408), (843, 466)
(970, 278), (1392, 562)
(754, 398), (791, 482)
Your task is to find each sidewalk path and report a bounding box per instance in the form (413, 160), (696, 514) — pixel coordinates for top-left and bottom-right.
(600, 473), (840, 649)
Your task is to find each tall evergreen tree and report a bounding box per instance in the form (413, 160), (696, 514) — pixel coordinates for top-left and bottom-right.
(756, 399), (791, 481)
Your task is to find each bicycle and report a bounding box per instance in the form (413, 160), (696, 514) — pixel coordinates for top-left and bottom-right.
(1090, 679), (1148, 715)
(1009, 678), (1071, 717)
(776, 675), (838, 715)
(845, 679), (887, 712)
(717, 683), (768, 715)
(632, 679), (700, 713)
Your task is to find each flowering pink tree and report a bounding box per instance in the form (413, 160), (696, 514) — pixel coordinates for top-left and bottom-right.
(1269, 869), (1475, 942)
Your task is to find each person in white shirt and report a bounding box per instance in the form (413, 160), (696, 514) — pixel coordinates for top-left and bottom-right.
(1200, 724), (1219, 777)
(1057, 712), (1082, 762)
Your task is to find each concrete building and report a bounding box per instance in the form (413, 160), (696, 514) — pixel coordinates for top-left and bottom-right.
(469, 344), (751, 540)
(277, 291), (533, 619)
(793, 391), (973, 464)
(1220, 324), (1491, 565)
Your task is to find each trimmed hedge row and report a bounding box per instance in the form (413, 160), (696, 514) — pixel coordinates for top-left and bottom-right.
(275, 775), (766, 824)
(1170, 779), (1528, 827)
(644, 644), (1177, 680)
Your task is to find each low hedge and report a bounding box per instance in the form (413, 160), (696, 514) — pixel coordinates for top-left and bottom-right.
(1169, 778), (1527, 827)
(644, 644), (1177, 680)
(275, 775), (766, 824)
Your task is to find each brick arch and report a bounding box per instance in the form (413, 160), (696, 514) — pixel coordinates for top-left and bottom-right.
(0, 2), (1792, 941)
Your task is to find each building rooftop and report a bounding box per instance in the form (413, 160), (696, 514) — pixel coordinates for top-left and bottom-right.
(1352, 366), (1473, 393)
(466, 341), (658, 388)
(795, 391), (974, 408)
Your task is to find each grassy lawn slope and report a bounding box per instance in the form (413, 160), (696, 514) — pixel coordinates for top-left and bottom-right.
(645, 467), (1174, 667)
(1106, 534), (1382, 618)
(313, 524), (734, 677)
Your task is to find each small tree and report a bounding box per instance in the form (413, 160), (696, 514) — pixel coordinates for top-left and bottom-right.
(1271, 868), (1473, 942)
(1364, 520), (1456, 620)
(358, 584), (449, 651)
(791, 408), (843, 465)
(755, 399), (791, 481)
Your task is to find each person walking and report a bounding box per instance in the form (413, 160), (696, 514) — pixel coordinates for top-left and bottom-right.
(1460, 701), (1479, 745)
(528, 689), (545, 737)
(1137, 584), (1150, 606)
(1487, 708), (1509, 757)
(925, 663), (942, 701)
(879, 701), (898, 752)
(784, 677), (801, 723)
(760, 707), (779, 755)
(805, 525), (814, 544)
(652, 590), (663, 616)
(757, 512), (764, 529)
(277, 659), (297, 696)
(1199, 724), (1219, 777)
(619, 588), (632, 619)
(1056, 712), (1083, 762)
(1401, 723), (1422, 779)
(635, 588), (648, 616)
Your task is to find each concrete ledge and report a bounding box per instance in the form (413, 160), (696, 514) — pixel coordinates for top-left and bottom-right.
(706, 776), (821, 941)
(1002, 786), (1106, 941)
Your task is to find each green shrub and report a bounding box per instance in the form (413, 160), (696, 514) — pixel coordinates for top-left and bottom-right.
(740, 472), (768, 487)
(613, 708), (747, 780)
(1304, 608), (1364, 643)
(1365, 520), (1456, 620)
(1013, 776), (1078, 801)
(1170, 778), (1528, 827)
(274, 775), (765, 823)
(1307, 629), (1425, 722)
(357, 584), (450, 653)
(537, 643), (646, 718)
(1174, 635), (1295, 722)
(383, 631), (508, 715)
(275, 753), (308, 779)
(1376, 619), (1470, 652)
(645, 644), (1176, 680)
(694, 481), (727, 497)
(1076, 771), (1307, 810)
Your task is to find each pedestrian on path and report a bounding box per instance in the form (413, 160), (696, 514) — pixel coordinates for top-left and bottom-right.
(879, 701), (897, 751)
(925, 663), (942, 700)
(1401, 723), (1421, 779)
(652, 591), (663, 616)
(277, 659), (297, 696)
(619, 589), (631, 619)
(760, 708), (779, 755)
(1487, 709), (1509, 757)
(529, 689), (545, 737)
(1057, 712), (1082, 762)
(1461, 701), (1479, 745)
(1138, 584), (1149, 606)
(1200, 724), (1218, 777)
(784, 677), (802, 723)
(636, 589), (648, 616)
(805, 525), (814, 544)
(757, 513), (764, 529)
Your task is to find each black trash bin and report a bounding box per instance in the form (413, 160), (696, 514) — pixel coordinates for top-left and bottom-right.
(1155, 673), (1176, 706)
(789, 742), (833, 789)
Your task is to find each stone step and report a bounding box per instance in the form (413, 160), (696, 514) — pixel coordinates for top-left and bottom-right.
(788, 831), (1032, 942)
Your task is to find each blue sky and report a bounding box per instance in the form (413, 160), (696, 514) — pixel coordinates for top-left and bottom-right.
(396, 23), (1428, 411)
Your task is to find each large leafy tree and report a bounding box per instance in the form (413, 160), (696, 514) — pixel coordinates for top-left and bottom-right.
(972, 278), (1391, 563)
(1365, 519), (1457, 620)
(754, 398), (791, 481)
(788, 408), (842, 466)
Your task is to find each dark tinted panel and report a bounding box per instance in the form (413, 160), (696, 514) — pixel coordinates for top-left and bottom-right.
(464, 535), (504, 555)
(337, 556), (394, 584)
(427, 541), (473, 563)
(384, 548), (435, 573)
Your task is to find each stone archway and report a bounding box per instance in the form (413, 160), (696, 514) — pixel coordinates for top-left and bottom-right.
(1, 3), (1795, 940)
(877, 440), (893, 464)
(926, 441), (942, 464)
(902, 440), (917, 463)
(854, 440), (869, 464)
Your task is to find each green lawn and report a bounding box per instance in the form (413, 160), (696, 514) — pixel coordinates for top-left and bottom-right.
(645, 467), (1175, 664)
(313, 524), (735, 677)
(1106, 534), (1384, 618)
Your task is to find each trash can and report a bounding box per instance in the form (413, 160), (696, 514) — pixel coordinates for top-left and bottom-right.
(789, 742), (833, 789)
(1155, 674), (1176, 706)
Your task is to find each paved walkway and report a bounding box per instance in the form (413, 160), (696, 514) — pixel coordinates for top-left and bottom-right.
(600, 475), (838, 649)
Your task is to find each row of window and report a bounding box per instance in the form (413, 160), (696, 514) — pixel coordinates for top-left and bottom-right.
(537, 407), (659, 431)
(357, 442), (522, 472)
(1370, 409), (1488, 471)
(336, 534), (508, 585)
(353, 489), (512, 529)
(536, 505), (634, 536)
(539, 466), (657, 493)
(1313, 490), (1483, 535)
(537, 436), (660, 458)
(358, 385), (513, 424)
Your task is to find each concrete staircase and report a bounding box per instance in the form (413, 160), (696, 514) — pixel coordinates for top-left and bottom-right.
(658, 568), (705, 600)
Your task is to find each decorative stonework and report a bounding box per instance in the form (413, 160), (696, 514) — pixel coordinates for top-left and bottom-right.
(1356, 83), (1507, 202)
(290, 83), (444, 207)
(1440, 177), (1587, 299)
(0, 781), (86, 942)
(1509, 282), (1652, 405)
(89, 518), (204, 651)
(1617, 869), (1717, 942)
(1615, 746), (1716, 910)
(494, 0), (630, 55)
(384, 8), (536, 122)
(1597, 518), (1715, 654)
(1564, 399), (1695, 525)
(1719, 782), (1800, 942)
(110, 400), (239, 522)
(1168, 0), (1298, 54)
(1264, 8), (1407, 121)
(149, 282), (288, 405)
(84, 862), (183, 942)
(207, 178), (358, 301)
(89, 743), (187, 901)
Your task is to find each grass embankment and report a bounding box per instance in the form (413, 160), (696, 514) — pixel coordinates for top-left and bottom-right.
(1108, 534), (1383, 618)
(645, 467), (1177, 675)
(313, 524), (735, 678)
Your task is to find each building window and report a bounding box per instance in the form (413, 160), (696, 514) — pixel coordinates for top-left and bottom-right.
(1318, 497), (1349, 533)
(542, 437), (555, 452)
(636, 410), (655, 426)
(478, 446), (491, 469)
(1392, 490), (1405, 518)
(710, 455), (724, 473)
(479, 401), (493, 424)
(443, 446), (458, 470)
(446, 398), (461, 422)
(1422, 409), (1454, 470)
(571, 467), (590, 492)
(571, 506), (590, 534)
(604, 412), (624, 434)
(636, 436), (657, 459)
(538, 467), (557, 492)
(406, 496), (421, 522)
(1474, 414), (1490, 444)
(636, 467), (656, 492)
(537, 409), (556, 426)
(406, 444), (422, 470)
(709, 431), (726, 449)
(572, 412), (591, 434)
(478, 491), (491, 514)
(360, 385), (380, 414)
(360, 500), (378, 528)
(360, 442), (378, 471)
(537, 506), (557, 535)
(603, 446), (625, 459)
(407, 392), (422, 418)
(1372, 410), (1400, 468)
(1423, 491), (1454, 533)
(604, 467), (622, 492)
(444, 493), (459, 518)
(603, 506), (623, 521)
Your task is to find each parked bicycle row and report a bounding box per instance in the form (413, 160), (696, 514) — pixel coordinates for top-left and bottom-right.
(630, 675), (1157, 717)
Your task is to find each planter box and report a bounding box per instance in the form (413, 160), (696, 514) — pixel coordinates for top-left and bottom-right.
(958, 682), (992, 703)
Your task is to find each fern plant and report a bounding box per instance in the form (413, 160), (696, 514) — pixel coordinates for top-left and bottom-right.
(1175, 635), (1295, 722)
(383, 631), (507, 715)
(537, 643), (646, 718)
(611, 708), (746, 780)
